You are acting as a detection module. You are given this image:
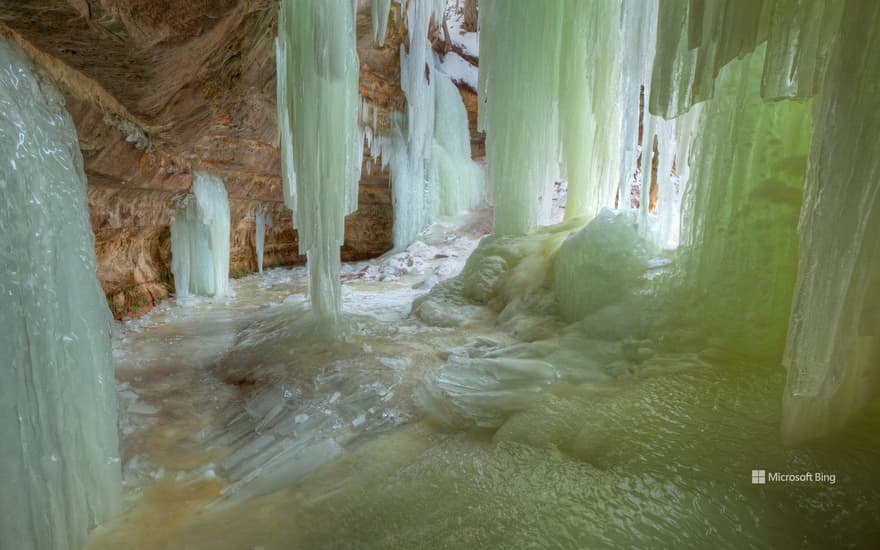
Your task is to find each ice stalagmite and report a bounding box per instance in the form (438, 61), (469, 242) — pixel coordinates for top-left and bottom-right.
(276, 0), (361, 323)
(255, 205), (272, 273)
(0, 37), (121, 549)
(478, 0), (563, 234)
(170, 173), (231, 298)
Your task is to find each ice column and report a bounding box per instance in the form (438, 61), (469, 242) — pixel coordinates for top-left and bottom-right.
(0, 37), (121, 549)
(478, 0), (564, 234)
(277, 0), (361, 322)
(557, 0), (621, 220)
(255, 205), (272, 273)
(170, 172), (231, 298)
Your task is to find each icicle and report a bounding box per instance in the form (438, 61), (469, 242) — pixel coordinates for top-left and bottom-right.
(0, 36), (121, 549)
(371, 0), (392, 46)
(277, 0), (361, 323)
(170, 173), (231, 298)
(255, 205), (272, 273)
(761, 0), (844, 100)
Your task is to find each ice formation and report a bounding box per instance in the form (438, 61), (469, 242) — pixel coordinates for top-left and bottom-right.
(368, 0), (483, 249)
(477, 0), (564, 234)
(254, 205), (272, 273)
(371, 0), (392, 46)
(430, 70), (483, 216)
(170, 172), (231, 298)
(436, 0), (880, 442)
(0, 37), (121, 549)
(276, 0), (361, 323)
(391, 0), (444, 247)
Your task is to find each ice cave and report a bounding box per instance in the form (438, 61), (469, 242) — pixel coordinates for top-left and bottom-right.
(1, 0), (878, 548)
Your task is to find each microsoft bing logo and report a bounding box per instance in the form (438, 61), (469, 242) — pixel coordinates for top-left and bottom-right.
(751, 469), (766, 484)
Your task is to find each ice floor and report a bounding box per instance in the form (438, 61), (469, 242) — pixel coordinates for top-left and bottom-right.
(90, 212), (880, 549)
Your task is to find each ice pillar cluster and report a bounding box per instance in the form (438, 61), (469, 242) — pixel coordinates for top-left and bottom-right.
(647, 0), (880, 442)
(365, 0), (483, 249)
(276, 0), (361, 323)
(170, 172), (231, 298)
(0, 37), (121, 549)
(477, 0), (879, 441)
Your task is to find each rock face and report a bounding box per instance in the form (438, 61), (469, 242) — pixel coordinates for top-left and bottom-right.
(0, 0), (480, 317)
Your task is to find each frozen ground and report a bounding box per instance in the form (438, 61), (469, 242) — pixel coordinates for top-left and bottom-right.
(93, 208), (880, 549)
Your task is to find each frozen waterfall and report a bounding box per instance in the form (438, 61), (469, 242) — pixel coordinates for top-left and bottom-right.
(0, 36), (121, 549)
(170, 172), (231, 299)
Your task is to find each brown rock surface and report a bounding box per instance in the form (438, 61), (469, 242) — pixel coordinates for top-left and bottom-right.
(0, 0), (479, 317)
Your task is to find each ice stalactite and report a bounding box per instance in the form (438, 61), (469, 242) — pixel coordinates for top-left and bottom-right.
(170, 172), (231, 298)
(276, 0), (361, 324)
(477, 0), (563, 234)
(371, 0), (392, 46)
(0, 37), (121, 549)
(255, 205), (272, 273)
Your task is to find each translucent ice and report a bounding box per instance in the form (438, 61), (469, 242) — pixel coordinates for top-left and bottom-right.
(0, 36), (121, 549)
(170, 172), (231, 298)
(254, 204), (272, 273)
(276, 0), (361, 323)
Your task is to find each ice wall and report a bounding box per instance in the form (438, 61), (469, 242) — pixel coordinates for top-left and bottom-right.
(369, 1), (482, 248)
(254, 205), (272, 273)
(170, 173), (231, 298)
(781, 0), (880, 442)
(276, 0), (361, 323)
(0, 37), (121, 549)
(682, 45), (811, 359)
